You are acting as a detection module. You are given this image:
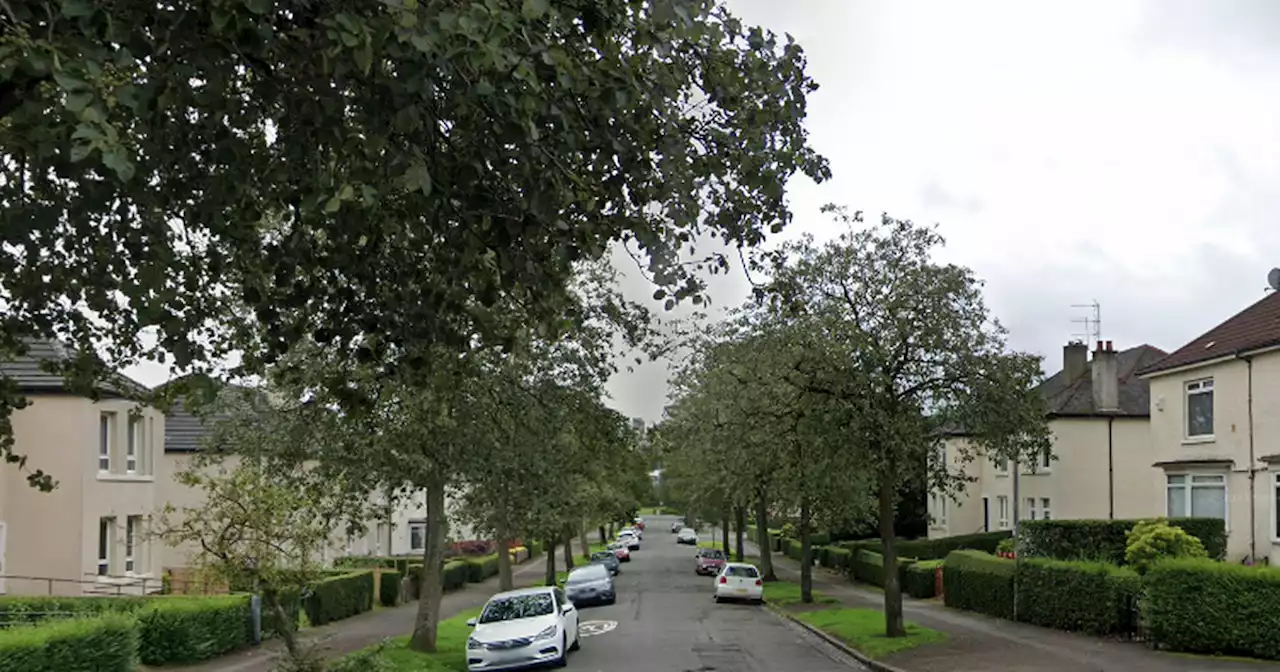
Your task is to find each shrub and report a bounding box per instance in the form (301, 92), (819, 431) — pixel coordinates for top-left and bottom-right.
(943, 550), (1015, 620)
(1020, 518), (1225, 563)
(335, 556), (398, 571)
(996, 538), (1015, 554)
(136, 595), (252, 665)
(1124, 520), (1207, 574)
(0, 612), (138, 672)
(304, 571), (375, 626)
(1014, 559), (1140, 636)
(379, 570), (402, 607)
(817, 546), (852, 571)
(779, 523), (796, 539)
(903, 560), (942, 599)
(840, 531), (1010, 560)
(0, 596), (147, 626)
(1145, 558), (1280, 659)
(442, 560), (469, 591)
(464, 554), (500, 583)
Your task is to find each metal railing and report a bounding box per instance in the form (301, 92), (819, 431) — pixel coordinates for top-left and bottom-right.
(0, 572), (222, 597)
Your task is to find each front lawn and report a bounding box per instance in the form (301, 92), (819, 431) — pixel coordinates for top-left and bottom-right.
(795, 608), (946, 660)
(763, 579), (838, 607)
(339, 608), (481, 671)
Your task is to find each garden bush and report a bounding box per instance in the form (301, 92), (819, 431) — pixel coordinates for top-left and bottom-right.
(408, 560), (469, 600)
(848, 550), (917, 588)
(0, 595), (147, 626)
(1019, 518), (1225, 563)
(943, 550), (1015, 620)
(304, 571), (375, 626)
(1124, 520), (1207, 574)
(136, 595), (252, 665)
(1145, 558), (1280, 660)
(1014, 559), (1140, 636)
(837, 531), (1010, 560)
(379, 570), (402, 607)
(464, 554), (500, 583)
(817, 546), (852, 572)
(0, 612), (138, 672)
(903, 559), (942, 598)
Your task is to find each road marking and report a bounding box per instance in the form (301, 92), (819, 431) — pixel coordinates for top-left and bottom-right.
(579, 620), (618, 637)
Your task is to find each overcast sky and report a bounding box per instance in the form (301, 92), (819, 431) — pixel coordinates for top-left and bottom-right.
(124, 0), (1280, 424)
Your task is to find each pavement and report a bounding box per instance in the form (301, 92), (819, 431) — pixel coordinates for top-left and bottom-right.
(745, 534), (1279, 672)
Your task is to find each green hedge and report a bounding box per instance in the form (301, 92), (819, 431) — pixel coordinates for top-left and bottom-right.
(1014, 558), (1140, 636)
(943, 550), (1015, 620)
(304, 571), (375, 626)
(136, 595), (252, 665)
(261, 588), (301, 639)
(817, 546), (853, 572)
(0, 612), (138, 672)
(1019, 518), (1226, 563)
(408, 560), (469, 600)
(848, 550), (917, 588)
(335, 556), (417, 575)
(464, 554), (500, 583)
(0, 596), (147, 626)
(836, 531), (1010, 561)
(379, 570), (402, 608)
(1145, 558), (1280, 659)
(903, 560), (942, 599)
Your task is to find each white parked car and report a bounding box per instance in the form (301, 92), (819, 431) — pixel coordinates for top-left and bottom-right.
(466, 586), (580, 670)
(676, 527), (698, 545)
(714, 563), (764, 604)
(621, 525), (642, 540)
(617, 530), (641, 550)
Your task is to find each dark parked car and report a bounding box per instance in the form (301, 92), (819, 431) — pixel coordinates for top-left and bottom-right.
(695, 547), (726, 576)
(565, 563), (616, 606)
(590, 550), (621, 575)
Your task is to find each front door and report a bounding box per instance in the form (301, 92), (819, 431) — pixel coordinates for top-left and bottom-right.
(0, 521), (8, 593)
(981, 497), (990, 533)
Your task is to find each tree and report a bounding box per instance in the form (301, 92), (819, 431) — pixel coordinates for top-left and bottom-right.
(765, 209), (1051, 636)
(0, 0), (830, 488)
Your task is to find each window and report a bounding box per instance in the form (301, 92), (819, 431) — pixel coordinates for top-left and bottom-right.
(1041, 497), (1052, 520)
(345, 536), (353, 554)
(409, 522), (426, 551)
(1167, 473), (1227, 520)
(994, 458), (1009, 476)
(1026, 497), (1037, 521)
(997, 496), (1010, 529)
(1185, 379), (1214, 438)
(1039, 451), (1052, 472)
(98, 413), (115, 472)
(126, 417), (142, 474)
(98, 517), (114, 576)
(375, 524), (385, 555)
(125, 516), (141, 573)
(930, 494), (948, 526)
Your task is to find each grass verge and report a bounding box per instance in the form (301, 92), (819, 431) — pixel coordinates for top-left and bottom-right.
(763, 580), (838, 607)
(339, 608), (481, 671)
(794, 608), (946, 660)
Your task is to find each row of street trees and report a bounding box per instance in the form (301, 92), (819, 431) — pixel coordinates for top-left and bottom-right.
(660, 209), (1052, 637)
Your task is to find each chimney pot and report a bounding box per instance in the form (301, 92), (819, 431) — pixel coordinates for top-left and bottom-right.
(1096, 340), (1104, 351)
(1105, 340), (1113, 352)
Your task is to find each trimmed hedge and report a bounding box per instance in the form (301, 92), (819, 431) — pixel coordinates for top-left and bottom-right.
(0, 595), (147, 626)
(0, 612), (138, 672)
(408, 560), (469, 600)
(943, 550), (1015, 620)
(848, 550), (918, 588)
(1145, 558), (1280, 659)
(1019, 518), (1226, 563)
(261, 588), (301, 639)
(836, 531), (1010, 561)
(335, 555), (419, 575)
(304, 571), (375, 626)
(817, 546), (853, 572)
(903, 560), (942, 599)
(136, 595), (252, 665)
(464, 554), (500, 583)
(379, 570), (402, 607)
(1014, 558), (1140, 636)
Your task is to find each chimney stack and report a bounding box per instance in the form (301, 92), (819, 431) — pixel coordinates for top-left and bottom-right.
(1064, 341), (1089, 382)
(1092, 340), (1120, 412)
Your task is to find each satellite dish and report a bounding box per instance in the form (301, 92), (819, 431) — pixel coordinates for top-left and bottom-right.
(1269, 268), (1280, 291)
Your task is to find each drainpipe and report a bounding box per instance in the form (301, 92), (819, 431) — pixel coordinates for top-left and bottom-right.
(1247, 356), (1257, 563)
(1011, 457), (1021, 623)
(1108, 416), (1115, 520)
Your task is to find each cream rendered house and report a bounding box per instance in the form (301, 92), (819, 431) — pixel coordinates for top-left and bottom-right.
(930, 340), (1167, 538)
(0, 341), (165, 596)
(1138, 291), (1280, 564)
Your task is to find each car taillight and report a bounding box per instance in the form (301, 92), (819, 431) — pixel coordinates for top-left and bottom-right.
(719, 576), (727, 584)
(755, 579), (762, 586)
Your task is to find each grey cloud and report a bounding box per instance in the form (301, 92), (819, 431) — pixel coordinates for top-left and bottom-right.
(920, 180), (984, 215)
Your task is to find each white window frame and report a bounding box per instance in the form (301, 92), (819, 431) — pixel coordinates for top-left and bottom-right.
(994, 457), (1009, 476)
(125, 516), (139, 574)
(126, 416), (141, 474)
(1026, 497), (1037, 521)
(1166, 472), (1229, 528)
(345, 536), (354, 554)
(1041, 497), (1052, 520)
(1185, 378), (1215, 440)
(1273, 473), (1280, 543)
(997, 496), (1010, 529)
(98, 517), (114, 576)
(99, 413), (114, 472)
(409, 522), (427, 551)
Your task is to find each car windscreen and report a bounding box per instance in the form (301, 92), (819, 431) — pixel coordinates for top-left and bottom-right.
(479, 593), (555, 623)
(591, 552), (615, 561)
(567, 566), (608, 584)
(725, 566), (760, 578)
(700, 549), (725, 559)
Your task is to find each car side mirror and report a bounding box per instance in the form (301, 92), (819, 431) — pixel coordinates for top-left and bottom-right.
(562, 604), (573, 614)
(466, 618), (477, 627)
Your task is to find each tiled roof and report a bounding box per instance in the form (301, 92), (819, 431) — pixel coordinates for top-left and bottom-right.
(1037, 345), (1168, 417)
(154, 377), (259, 453)
(1139, 292), (1280, 377)
(0, 339), (149, 397)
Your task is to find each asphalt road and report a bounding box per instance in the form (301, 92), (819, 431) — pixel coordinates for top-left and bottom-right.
(564, 515), (865, 672)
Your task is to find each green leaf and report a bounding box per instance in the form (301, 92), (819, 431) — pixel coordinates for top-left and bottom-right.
(69, 143), (93, 162)
(101, 147), (135, 181)
(652, 289), (666, 301)
(64, 91), (93, 113)
(403, 161), (432, 196)
(475, 80), (494, 96)
(60, 0), (94, 18)
(71, 123), (104, 142)
(339, 184), (355, 201)
(355, 42), (373, 75)
(245, 0), (273, 15)
(522, 0), (550, 20)
(324, 196), (342, 213)
(53, 71), (91, 93)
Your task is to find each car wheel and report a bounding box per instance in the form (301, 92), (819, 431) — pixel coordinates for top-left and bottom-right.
(554, 634), (569, 667)
(569, 625), (581, 651)
(713, 595), (721, 603)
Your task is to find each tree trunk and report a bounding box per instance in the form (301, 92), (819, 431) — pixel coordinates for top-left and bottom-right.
(409, 481), (449, 652)
(265, 588), (299, 658)
(495, 518), (513, 592)
(734, 506), (746, 562)
(561, 530), (575, 571)
(578, 520), (591, 564)
(799, 497), (813, 604)
(598, 525), (607, 545)
(879, 468), (906, 637)
(544, 539), (558, 586)
(754, 490), (777, 582)
(720, 513), (730, 556)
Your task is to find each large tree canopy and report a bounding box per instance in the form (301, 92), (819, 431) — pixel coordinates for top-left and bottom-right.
(0, 0), (829, 488)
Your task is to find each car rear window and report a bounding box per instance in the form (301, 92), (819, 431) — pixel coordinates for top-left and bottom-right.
(726, 566), (760, 578)
(699, 549), (725, 559)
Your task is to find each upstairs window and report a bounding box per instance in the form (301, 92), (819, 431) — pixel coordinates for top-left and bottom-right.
(1185, 379), (1214, 438)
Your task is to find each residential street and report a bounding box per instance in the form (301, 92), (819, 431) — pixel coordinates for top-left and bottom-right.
(566, 515), (864, 672)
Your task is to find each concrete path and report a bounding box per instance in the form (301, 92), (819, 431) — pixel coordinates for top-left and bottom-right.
(748, 537), (1277, 671)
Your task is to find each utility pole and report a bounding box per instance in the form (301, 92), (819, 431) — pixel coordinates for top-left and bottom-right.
(1011, 457), (1021, 622)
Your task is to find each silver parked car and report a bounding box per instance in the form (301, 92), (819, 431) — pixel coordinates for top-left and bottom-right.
(564, 563), (616, 607)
